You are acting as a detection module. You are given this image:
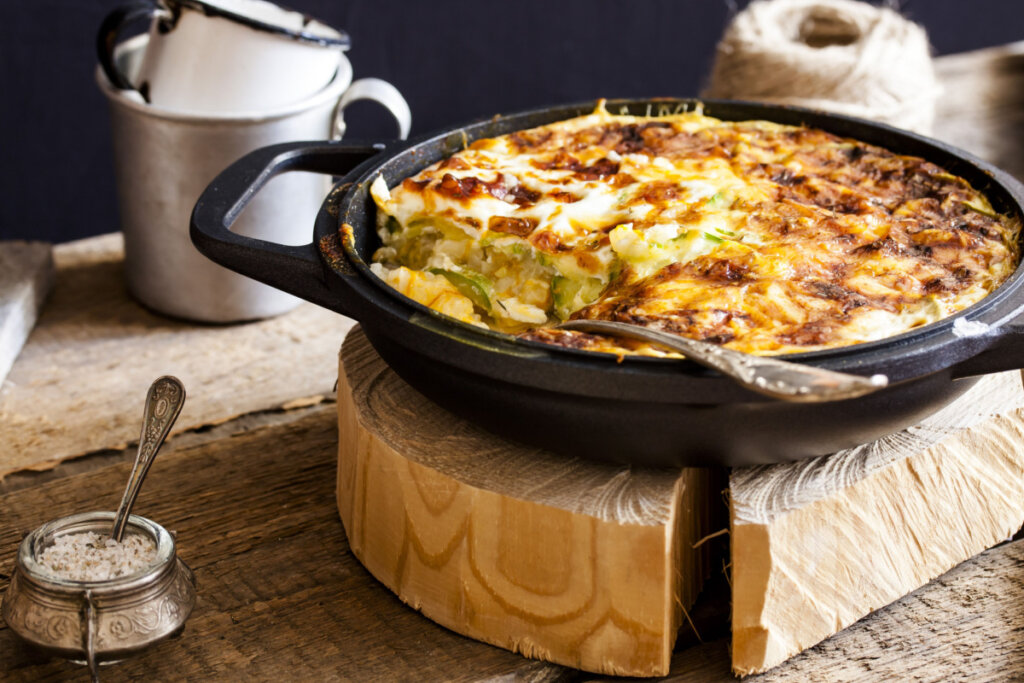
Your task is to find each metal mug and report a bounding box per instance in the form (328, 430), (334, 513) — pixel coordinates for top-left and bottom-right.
(96, 34), (411, 322)
(98, 0), (351, 113)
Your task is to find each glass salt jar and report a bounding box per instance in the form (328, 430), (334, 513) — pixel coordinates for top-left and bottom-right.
(2, 511), (196, 679)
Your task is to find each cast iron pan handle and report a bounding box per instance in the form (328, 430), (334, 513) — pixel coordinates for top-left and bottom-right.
(950, 310), (1024, 379)
(190, 140), (383, 315)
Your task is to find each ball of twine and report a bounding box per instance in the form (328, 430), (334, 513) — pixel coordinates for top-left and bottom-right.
(704, 0), (941, 134)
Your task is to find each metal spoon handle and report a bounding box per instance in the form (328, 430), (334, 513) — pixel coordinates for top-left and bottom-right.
(111, 376), (186, 542)
(558, 320), (888, 402)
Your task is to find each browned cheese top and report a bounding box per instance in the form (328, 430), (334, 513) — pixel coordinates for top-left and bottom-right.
(369, 105), (1020, 356)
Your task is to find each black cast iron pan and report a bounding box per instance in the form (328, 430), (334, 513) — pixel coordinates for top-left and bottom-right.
(191, 98), (1024, 467)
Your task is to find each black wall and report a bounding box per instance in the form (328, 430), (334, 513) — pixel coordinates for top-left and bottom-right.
(1, 0), (1022, 244)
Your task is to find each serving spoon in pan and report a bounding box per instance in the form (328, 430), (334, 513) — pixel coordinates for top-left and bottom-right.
(557, 319), (889, 402)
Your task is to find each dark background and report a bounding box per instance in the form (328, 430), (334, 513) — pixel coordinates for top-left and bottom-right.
(1, 0), (1022, 244)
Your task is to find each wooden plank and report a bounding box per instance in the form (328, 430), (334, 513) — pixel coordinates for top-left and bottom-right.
(0, 405), (572, 681)
(337, 327), (724, 676)
(0, 233), (354, 479)
(0, 241), (53, 387)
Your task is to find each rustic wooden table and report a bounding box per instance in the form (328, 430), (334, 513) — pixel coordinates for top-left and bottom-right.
(3, 43), (1024, 682)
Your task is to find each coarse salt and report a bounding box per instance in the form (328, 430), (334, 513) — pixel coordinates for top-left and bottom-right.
(37, 531), (157, 582)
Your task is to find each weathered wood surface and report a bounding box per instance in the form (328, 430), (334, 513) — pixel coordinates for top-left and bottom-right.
(934, 41), (1024, 181)
(0, 405), (574, 681)
(0, 241), (53, 387)
(731, 371), (1024, 675)
(0, 233), (354, 479)
(338, 327), (723, 676)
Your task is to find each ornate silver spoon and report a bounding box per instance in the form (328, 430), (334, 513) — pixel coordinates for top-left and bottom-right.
(110, 376), (186, 542)
(557, 320), (888, 402)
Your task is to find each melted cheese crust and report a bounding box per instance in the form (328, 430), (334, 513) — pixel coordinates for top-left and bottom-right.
(370, 104), (1020, 356)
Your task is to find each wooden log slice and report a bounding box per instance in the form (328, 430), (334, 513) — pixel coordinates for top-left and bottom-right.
(731, 371), (1024, 675)
(336, 326), (725, 677)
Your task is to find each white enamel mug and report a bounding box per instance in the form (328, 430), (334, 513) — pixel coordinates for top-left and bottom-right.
(97, 34), (412, 322)
(98, 0), (349, 113)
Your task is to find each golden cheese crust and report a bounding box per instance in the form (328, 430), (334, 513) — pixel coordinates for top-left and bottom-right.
(369, 104), (1020, 356)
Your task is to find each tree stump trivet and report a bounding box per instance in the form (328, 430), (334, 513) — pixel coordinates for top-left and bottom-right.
(336, 326), (724, 677)
(337, 326), (1024, 677)
(731, 370), (1024, 675)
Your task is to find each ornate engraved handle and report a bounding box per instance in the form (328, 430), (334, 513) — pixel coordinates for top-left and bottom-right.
(111, 376), (186, 541)
(557, 320), (888, 402)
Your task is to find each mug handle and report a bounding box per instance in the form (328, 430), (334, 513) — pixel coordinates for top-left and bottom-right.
(332, 78), (413, 140)
(96, 1), (171, 97)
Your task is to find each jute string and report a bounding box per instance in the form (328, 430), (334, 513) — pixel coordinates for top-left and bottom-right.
(704, 0), (940, 134)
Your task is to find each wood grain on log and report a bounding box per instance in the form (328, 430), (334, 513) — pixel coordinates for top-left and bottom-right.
(730, 371), (1024, 676)
(337, 326), (724, 677)
(0, 233), (354, 479)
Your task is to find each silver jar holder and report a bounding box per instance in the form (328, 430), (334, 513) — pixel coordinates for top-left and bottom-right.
(2, 511), (196, 680)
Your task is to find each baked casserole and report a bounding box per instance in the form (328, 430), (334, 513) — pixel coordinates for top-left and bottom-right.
(369, 102), (1020, 356)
